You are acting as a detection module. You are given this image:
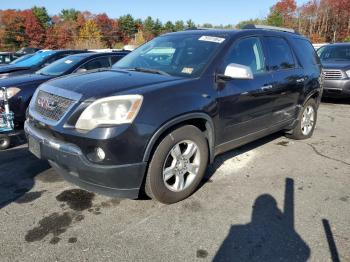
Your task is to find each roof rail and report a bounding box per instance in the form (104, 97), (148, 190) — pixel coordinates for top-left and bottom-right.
(185, 27), (209, 31)
(243, 24), (298, 34)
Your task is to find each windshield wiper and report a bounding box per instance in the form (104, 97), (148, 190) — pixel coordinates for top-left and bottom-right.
(130, 67), (170, 76)
(36, 72), (50, 76)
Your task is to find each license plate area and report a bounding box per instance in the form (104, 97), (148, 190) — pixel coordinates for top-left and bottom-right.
(28, 136), (41, 159)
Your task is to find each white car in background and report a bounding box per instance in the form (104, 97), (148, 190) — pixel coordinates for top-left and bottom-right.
(313, 43), (329, 50)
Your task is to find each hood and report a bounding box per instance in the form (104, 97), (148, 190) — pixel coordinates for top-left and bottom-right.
(0, 65), (30, 74)
(322, 60), (350, 70)
(0, 73), (52, 88)
(44, 69), (188, 100)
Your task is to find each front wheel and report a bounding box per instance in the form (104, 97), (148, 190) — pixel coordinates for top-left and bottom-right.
(286, 99), (317, 140)
(145, 125), (209, 204)
(0, 134), (10, 150)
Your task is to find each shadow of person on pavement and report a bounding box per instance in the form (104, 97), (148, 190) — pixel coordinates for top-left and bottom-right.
(213, 178), (310, 262)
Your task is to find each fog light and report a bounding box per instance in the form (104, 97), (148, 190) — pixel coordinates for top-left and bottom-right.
(96, 147), (105, 161)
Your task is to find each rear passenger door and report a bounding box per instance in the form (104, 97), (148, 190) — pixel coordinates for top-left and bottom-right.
(263, 36), (305, 124)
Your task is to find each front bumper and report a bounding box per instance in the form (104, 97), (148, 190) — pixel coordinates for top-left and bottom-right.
(323, 78), (350, 97)
(24, 120), (147, 199)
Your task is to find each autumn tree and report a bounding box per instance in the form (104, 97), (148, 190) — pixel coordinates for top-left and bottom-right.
(76, 19), (103, 49)
(0, 10), (26, 50)
(23, 10), (46, 47)
(95, 13), (120, 48)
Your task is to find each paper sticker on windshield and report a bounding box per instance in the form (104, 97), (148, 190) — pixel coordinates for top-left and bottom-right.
(182, 67), (194, 74)
(199, 36), (225, 43)
(64, 60), (73, 64)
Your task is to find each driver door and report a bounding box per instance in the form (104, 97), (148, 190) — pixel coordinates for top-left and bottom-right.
(217, 36), (275, 145)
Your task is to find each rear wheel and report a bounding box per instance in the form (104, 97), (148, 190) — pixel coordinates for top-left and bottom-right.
(286, 99), (317, 140)
(145, 125), (208, 204)
(0, 134), (10, 150)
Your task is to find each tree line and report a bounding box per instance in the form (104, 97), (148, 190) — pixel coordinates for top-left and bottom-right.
(0, 7), (234, 51)
(0, 1), (349, 51)
(238, 0), (350, 43)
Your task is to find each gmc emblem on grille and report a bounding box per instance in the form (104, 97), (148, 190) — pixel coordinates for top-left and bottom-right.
(37, 97), (58, 111)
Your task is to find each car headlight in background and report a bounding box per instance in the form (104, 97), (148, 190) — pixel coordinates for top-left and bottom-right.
(75, 95), (143, 131)
(0, 87), (21, 101)
(346, 70), (350, 78)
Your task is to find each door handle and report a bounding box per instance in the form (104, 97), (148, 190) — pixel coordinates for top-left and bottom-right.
(296, 78), (305, 83)
(260, 85), (273, 91)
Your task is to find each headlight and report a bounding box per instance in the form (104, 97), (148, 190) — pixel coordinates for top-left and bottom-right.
(75, 95), (143, 131)
(0, 87), (21, 101)
(346, 70), (350, 78)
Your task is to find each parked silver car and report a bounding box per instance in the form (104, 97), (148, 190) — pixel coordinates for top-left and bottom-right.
(317, 43), (350, 98)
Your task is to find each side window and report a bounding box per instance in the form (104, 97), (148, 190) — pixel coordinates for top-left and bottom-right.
(111, 55), (123, 65)
(264, 37), (295, 70)
(292, 38), (320, 67)
(224, 37), (265, 75)
(45, 54), (67, 65)
(79, 57), (110, 71)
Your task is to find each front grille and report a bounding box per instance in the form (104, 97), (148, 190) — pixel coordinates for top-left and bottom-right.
(34, 90), (75, 122)
(323, 69), (344, 80)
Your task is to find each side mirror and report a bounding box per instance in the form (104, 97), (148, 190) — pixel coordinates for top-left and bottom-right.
(221, 63), (254, 80)
(76, 68), (87, 73)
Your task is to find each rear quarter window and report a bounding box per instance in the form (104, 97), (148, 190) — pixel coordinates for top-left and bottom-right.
(291, 38), (320, 67)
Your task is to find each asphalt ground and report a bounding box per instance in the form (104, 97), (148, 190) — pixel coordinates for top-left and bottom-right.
(0, 99), (349, 261)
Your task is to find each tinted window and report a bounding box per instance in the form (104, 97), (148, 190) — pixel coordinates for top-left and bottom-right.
(292, 38), (320, 66)
(317, 45), (350, 61)
(36, 56), (84, 76)
(265, 37), (295, 70)
(111, 55), (123, 65)
(10, 54), (34, 64)
(14, 51), (56, 67)
(224, 37), (265, 74)
(79, 57), (110, 70)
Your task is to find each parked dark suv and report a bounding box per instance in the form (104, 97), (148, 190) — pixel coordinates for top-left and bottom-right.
(317, 43), (350, 98)
(0, 50), (87, 79)
(1, 51), (129, 128)
(25, 26), (322, 204)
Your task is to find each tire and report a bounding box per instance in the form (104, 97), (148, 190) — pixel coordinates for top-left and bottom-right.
(145, 125), (209, 204)
(286, 99), (317, 140)
(0, 134), (10, 150)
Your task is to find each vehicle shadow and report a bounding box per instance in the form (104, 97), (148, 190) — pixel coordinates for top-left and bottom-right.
(322, 97), (350, 105)
(0, 145), (50, 209)
(213, 178), (311, 262)
(200, 132), (283, 186)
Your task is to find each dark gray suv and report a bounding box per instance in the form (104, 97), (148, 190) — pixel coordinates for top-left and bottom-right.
(317, 43), (350, 98)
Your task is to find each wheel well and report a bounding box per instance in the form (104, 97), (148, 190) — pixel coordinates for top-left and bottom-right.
(305, 91), (321, 105)
(143, 117), (214, 164)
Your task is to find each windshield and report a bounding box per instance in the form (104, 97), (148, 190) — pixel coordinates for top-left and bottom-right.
(317, 45), (350, 61)
(14, 51), (56, 67)
(10, 54), (34, 64)
(36, 56), (83, 76)
(114, 34), (226, 77)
